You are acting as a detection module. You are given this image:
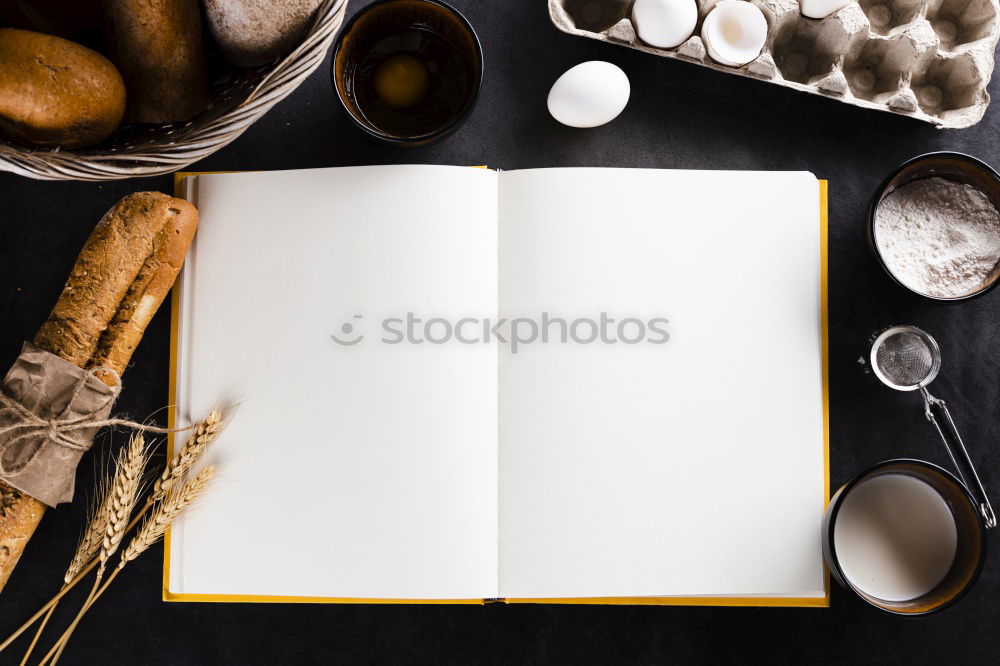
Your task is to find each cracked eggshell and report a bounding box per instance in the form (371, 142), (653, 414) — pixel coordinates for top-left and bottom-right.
(632, 0), (698, 49)
(799, 0), (852, 19)
(701, 1), (769, 67)
(547, 61), (631, 128)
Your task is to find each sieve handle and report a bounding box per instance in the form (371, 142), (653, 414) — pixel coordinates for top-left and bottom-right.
(921, 388), (997, 529)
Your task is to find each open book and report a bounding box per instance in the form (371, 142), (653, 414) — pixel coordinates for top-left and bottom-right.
(167, 166), (828, 605)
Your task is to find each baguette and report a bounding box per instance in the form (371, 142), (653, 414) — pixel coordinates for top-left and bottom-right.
(34, 194), (196, 373)
(88, 196), (199, 381)
(0, 192), (198, 593)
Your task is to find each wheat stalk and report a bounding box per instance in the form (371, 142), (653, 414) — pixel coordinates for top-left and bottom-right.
(98, 434), (147, 569)
(150, 408), (224, 504)
(20, 457), (119, 665)
(65, 477), (114, 584)
(35, 434), (148, 666)
(43, 410), (224, 666)
(40, 466), (215, 666)
(2, 409), (229, 661)
(121, 466), (215, 567)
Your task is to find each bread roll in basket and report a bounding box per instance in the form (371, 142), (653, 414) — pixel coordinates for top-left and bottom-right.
(0, 0), (347, 182)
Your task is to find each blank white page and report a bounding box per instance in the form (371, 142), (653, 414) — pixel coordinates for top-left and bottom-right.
(497, 168), (824, 598)
(170, 166), (500, 599)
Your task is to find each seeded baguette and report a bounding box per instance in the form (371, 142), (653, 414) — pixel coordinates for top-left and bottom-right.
(34, 194), (194, 372)
(89, 197), (199, 381)
(0, 192), (198, 594)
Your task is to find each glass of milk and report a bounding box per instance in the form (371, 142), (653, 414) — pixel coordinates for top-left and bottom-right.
(823, 459), (986, 614)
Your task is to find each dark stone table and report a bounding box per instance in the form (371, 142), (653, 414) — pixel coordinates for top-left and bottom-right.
(1, 1), (999, 663)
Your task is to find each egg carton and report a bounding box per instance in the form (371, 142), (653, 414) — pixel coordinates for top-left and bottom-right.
(549, 0), (1000, 128)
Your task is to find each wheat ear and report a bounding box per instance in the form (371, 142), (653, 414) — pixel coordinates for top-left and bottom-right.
(121, 466), (215, 567)
(98, 433), (147, 569)
(66, 472), (115, 584)
(150, 408), (224, 504)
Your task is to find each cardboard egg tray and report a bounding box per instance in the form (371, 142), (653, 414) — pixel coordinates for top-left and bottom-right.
(549, 0), (1000, 128)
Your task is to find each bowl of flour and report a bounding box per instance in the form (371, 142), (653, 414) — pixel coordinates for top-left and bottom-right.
(870, 153), (1000, 301)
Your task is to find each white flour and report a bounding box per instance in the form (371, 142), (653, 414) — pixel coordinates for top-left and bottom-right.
(874, 177), (1000, 298)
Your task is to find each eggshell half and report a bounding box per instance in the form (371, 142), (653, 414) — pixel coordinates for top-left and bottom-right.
(701, 1), (769, 67)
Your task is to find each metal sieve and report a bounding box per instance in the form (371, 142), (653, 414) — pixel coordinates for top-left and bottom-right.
(871, 325), (996, 528)
(871, 326), (941, 390)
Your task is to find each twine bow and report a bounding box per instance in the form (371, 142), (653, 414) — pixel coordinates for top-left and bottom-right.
(0, 365), (195, 479)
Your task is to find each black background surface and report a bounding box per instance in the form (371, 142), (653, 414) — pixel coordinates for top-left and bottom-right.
(2, 1), (1000, 663)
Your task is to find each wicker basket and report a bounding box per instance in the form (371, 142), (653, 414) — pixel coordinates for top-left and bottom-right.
(0, 0), (348, 181)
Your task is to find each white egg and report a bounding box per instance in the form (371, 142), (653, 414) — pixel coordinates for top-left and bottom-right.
(632, 0), (698, 49)
(547, 61), (630, 128)
(701, 1), (769, 67)
(799, 0), (851, 19)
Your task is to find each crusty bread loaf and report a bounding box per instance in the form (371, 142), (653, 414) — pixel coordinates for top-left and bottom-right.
(103, 0), (211, 124)
(0, 192), (199, 594)
(0, 28), (126, 148)
(204, 0), (322, 68)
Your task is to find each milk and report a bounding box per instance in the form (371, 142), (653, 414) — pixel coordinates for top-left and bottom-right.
(833, 473), (958, 602)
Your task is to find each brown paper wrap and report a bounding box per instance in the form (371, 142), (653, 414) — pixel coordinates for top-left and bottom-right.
(0, 343), (120, 507)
